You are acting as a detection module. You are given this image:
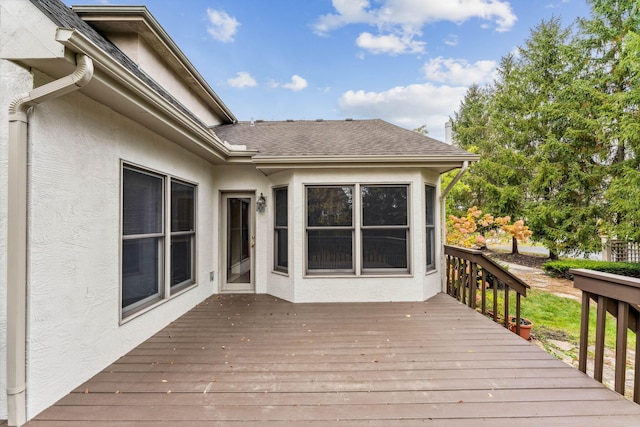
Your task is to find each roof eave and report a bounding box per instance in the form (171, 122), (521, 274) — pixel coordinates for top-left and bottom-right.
(251, 154), (479, 175)
(71, 5), (237, 124)
(55, 28), (250, 163)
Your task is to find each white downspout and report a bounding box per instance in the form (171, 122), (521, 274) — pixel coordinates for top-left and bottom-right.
(439, 161), (470, 292)
(7, 54), (93, 427)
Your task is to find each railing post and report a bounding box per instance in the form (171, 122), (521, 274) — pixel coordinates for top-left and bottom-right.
(578, 292), (590, 374)
(480, 268), (487, 314)
(515, 294), (522, 336)
(446, 255), (452, 295)
(615, 301), (629, 395)
(636, 320), (640, 404)
(594, 295), (607, 383)
(470, 261), (478, 309)
(461, 259), (467, 305)
(492, 276), (498, 323)
(503, 286), (510, 329)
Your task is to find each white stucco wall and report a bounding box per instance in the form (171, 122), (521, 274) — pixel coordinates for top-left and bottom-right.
(24, 71), (219, 419)
(0, 58), (34, 422)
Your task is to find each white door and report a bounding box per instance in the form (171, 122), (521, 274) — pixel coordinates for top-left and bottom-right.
(221, 193), (255, 292)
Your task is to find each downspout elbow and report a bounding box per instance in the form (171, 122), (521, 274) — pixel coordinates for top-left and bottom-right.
(440, 160), (469, 201)
(8, 54), (94, 122)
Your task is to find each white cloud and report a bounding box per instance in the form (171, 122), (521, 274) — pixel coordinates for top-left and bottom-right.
(443, 34), (458, 47)
(314, 0), (375, 35)
(313, 0), (516, 55)
(356, 32), (426, 55)
(206, 9), (239, 43)
(227, 72), (257, 88)
(338, 83), (468, 141)
(274, 75), (308, 92)
(422, 57), (497, 85)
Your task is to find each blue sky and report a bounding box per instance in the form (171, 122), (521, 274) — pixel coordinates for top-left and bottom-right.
(66, 0), (592, 141)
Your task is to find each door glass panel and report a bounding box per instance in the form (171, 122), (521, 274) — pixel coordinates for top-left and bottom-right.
(227, 198), (251, 284)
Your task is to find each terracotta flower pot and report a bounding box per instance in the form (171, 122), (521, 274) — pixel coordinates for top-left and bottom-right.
(508, 316), (533, 340)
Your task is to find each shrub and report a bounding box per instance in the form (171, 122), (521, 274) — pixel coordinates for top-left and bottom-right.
(542, 259), (640, 279)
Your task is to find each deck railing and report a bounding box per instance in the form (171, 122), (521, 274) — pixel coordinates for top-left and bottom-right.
(444, 245), (530, 335)
(571, 268), (640, 403)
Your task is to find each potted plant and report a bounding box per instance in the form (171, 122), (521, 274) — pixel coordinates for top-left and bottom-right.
(508, 316), (533, 340)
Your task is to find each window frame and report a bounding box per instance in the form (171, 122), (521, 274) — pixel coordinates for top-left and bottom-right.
(360, 185), (410, 274)
(170, 178), (197, 292)
(304, 183), (411, 276)
(273, 186), (289, 273)
(120, 162), (198, 321)
(425, 184), (437, 272)
(305, 185), (355, 274)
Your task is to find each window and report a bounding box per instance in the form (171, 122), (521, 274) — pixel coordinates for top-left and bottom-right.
(361, 186), (409, 272)
(121, 165), (196, 318)
(274, 187), (288, 272)
(307, 186), (354, 272)
(425, 185), (436, 271)
(170, 180), (196, 290)
(305, 184), (409, 275)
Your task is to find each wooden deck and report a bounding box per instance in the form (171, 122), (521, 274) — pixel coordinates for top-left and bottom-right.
(25, 293), (640, 426)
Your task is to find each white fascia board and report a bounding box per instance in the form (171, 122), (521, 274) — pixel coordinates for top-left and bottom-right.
(55, 28), (250, 163)
(251, 154), (480, 165)
(252, 155), (479, 175)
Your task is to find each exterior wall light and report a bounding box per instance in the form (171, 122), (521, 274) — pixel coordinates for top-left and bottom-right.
(256, 192), (266, 212)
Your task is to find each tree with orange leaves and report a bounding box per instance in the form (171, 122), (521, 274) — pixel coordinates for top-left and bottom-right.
(447, 206), (532, 254)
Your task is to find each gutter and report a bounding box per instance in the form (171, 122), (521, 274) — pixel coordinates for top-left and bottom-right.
(7, 54), (94, 427)
(55, 28), (234, 163)
(439, 161), (470, 292)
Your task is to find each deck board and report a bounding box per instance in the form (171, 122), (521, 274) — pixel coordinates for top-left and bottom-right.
(26, 293), (640, 426)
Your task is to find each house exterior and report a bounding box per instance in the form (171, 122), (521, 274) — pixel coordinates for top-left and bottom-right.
(0, 0), (477, 424)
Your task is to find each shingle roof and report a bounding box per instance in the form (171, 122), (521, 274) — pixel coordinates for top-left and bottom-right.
(213, 119), (474, 158)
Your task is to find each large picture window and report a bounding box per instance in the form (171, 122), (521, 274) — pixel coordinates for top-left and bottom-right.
(274, 187), (288, 272)
(305, 184), (409, 275)
(121, 165), (197, 319)
(425, 185), (436, 272)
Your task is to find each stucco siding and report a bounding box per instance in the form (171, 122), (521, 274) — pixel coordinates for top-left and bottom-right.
(25, 72), (219, 419)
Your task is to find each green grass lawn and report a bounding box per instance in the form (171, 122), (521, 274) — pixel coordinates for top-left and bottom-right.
(482, 288), (635, 351)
